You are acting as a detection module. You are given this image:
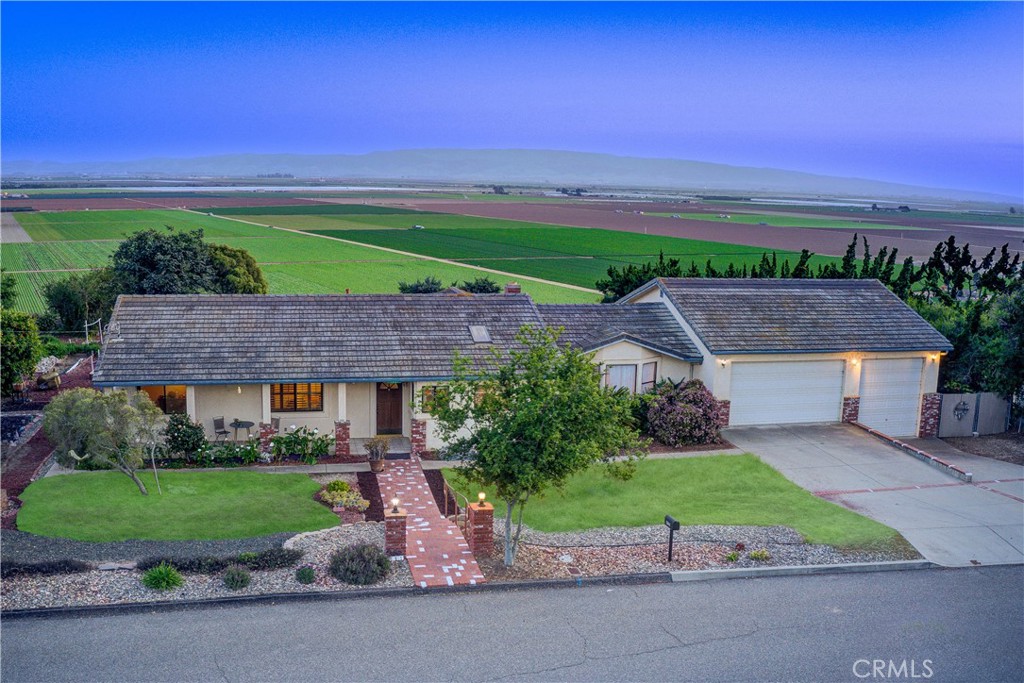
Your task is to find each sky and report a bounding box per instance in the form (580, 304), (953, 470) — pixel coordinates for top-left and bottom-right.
(2, 1), (1022, 196)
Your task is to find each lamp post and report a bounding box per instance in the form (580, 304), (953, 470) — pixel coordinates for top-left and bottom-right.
(391, 497), (400, 514)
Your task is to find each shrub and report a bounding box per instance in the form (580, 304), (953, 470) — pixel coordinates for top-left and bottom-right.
(0, 559), (91, 579)
(328, 544), (390, 585)
(137, 556), (232, 574)
(237, 548), (304, 571)
(646, 379), (723, 447)
(141, 562), (184, 591)
(724, 551), (740, 563)
(325, 479), (351, 495)
(735, 542), (746, 552)
(749, 549), (771, 562)
(295, 565), (316, 585)
(223, 565), (251, 590)
(321, 487), (370, 511)
(271, 426), (332, 465)
(39, 335), (101, 359)
(164, 413), (208, 460)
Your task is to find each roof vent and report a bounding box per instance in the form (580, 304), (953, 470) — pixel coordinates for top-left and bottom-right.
(469, 325), (492, 343)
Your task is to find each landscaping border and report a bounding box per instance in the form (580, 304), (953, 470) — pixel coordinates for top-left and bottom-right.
(1, 560), (939, 621)
(853, 423), (973, 482)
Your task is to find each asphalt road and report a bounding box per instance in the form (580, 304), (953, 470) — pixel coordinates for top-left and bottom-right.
(2, 567), (1021, 682)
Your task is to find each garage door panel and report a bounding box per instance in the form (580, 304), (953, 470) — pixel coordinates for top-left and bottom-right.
(859, 359), (923, 437)
(729, 361), (844, 426)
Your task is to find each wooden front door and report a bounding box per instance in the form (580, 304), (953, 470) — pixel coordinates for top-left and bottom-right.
(376, 382), (403, 435)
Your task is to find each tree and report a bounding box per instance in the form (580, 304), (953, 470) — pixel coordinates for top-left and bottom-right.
(111, 228), (216, 295)
(42, 268), (118, 332)
(398, 276), (444, 294)
(455, 276), (501, 294)
(428, 326), (647, 567)
(1, 269), (17, 308)
(596, 251), (683, 302)
(981, 287), (1024, 403)
(1, 309), (42, 395)
(208, 243), (269, 294)
(43, 388), (165, 495)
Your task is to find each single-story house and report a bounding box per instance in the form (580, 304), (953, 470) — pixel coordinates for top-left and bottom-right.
(93, 278), (951, 455)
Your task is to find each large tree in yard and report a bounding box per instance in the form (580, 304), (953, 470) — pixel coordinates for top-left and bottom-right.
(44, 388), (165, 495)
(429, 326), (647, 567)
(0, 308), (43, 395)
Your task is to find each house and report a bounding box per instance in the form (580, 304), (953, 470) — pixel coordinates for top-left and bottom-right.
(92, 278), (951, 456)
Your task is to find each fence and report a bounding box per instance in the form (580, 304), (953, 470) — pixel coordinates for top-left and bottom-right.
(937, 392), (1010, 438)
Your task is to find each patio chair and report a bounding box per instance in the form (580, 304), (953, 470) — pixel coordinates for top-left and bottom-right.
(271, 417), (280, 433)
(213, 416), (231, 443)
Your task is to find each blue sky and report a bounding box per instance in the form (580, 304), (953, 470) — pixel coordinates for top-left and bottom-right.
(2, 1), (1022, 196)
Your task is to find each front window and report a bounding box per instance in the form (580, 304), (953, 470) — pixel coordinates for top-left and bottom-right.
(138, 385), (186, 414)
(606, 365), (637, 393)
(271, 383), (323, 412)
(421, 385), (449, 414)
(641, 362), (658, 392)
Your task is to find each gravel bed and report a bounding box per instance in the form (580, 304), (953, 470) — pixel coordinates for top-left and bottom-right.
(0, 529), (295, 564)
(2, 523), (413, 611)
(501, 518), (806, 548)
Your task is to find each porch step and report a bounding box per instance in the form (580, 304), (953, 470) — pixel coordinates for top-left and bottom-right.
(384, 452), (411, 460)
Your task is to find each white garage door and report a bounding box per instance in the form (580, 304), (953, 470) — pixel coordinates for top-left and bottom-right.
(859, 358), (924, 437)
(729, 361), (845, 426)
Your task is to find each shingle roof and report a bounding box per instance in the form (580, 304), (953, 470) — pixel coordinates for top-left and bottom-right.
(643, 278), (952, 354)
(537, 303), (703, 362)
(94, 293), (545, 385)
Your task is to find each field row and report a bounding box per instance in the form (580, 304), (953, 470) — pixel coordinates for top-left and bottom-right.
(646, 212), (928, 231)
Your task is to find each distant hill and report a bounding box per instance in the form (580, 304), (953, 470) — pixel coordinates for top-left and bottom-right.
(2, 148), (1017, 203)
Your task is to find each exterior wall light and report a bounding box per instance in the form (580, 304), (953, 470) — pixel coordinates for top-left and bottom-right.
(850, 358), (859, 366)
(391, 498), (400, 513)
(237, 386), (242, 394)
(719, 359), (728, 367)
(930, 354), (939, 362)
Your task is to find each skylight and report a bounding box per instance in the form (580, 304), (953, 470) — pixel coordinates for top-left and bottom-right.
(469, 325), (492, 343)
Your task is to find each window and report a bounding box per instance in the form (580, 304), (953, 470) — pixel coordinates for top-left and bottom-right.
(606, 365), (637, 393)
(469, 325), (492, 343)
(641, 362), (658, 393)
(271, 383), (323, 412)
(138, 385), (186, 414)
(421, 385), (449, 414)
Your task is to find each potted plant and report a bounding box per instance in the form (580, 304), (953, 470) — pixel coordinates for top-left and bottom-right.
(364, 435), (390, 473)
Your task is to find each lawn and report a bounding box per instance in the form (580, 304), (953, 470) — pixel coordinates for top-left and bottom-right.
(444, 455), (901, 549)
(16, 470), (339, 542)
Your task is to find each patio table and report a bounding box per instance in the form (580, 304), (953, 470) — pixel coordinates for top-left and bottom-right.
(229, 420), (255, 441)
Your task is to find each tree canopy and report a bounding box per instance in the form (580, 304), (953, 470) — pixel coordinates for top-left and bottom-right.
(428, 326), (647, 566)
(0, 308), (42, 395)
(208, 243), (269, 294)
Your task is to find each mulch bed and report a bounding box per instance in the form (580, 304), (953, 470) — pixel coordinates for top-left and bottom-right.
(942, 433), (1024, 466)
(0, 355), (95, 413)
(422, 469), (459, 516)
(357, 472), (385, 522)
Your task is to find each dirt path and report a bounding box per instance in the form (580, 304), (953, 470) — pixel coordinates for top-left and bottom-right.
(181, 210), (600, 294)
(1, 213), (33, 242)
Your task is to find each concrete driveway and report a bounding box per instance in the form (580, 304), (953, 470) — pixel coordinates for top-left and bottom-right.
(724, 423), (1024, 567)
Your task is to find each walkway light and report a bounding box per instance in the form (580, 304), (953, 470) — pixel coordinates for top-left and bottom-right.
(478, 492), (486, 504)
(391, 497), (400, 513)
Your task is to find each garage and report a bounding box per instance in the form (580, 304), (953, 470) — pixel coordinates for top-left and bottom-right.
(858, 358), (924, 437)
(729, 360), (845, 426)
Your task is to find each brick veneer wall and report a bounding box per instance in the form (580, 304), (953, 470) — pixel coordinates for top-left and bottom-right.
(384, 508), (407, 557)
(842, 396), (861, 423)
(334, 420), (351, 457)
(467, 502), (494, 556)
(411, 419), (428, 458)
(918, 393), (942, 438)
(258, 422), (276, 454)
(717, 400), (731, 428)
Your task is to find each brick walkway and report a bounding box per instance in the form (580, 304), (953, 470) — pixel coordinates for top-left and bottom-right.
(376, 458), (485, 588)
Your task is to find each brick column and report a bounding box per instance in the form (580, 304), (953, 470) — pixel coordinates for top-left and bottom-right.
(334, 420), (351, 457)
(918, 393), (942, 438)
(411, 418), (428, 458)
(384, 507), (408, 557)
(467, 502), (494, 556)
(842, 396), (860, 423)
(716, 400), (731, 428)
(258, 422), (276, 454)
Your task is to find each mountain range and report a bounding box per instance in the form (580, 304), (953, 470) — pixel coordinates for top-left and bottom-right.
(2, 149), (1016, 203)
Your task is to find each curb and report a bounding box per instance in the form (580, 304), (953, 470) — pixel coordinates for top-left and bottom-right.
(670, 560), (936, 582)
(0, 561), (942, 621)
(852, 423), (972, 482)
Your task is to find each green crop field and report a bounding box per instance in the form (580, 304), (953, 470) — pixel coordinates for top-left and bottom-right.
(235, 212), (576, 232)
(203, 204), (433, 216)
(310, 226), (841, 289)
(14, 210), (275, 241)
(1, 209), (599, 313)
(647, 212), (929, 231)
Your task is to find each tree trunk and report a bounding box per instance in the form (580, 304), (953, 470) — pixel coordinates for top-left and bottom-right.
(149, 449), (162, 495)
(504, 500), (514, 567)
(123, 467), (149, 496)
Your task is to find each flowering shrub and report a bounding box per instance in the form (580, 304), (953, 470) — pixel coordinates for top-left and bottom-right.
(646, 379), (723, 447)
(271, 426), (333, 464)
(320, 485), (370, 511)
(163, 413), (208, 461)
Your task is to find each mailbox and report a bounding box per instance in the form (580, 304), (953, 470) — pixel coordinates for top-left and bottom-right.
(664, 515), (680, 531)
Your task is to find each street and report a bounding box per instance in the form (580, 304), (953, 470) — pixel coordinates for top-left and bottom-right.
(2, 567), (1022, 682)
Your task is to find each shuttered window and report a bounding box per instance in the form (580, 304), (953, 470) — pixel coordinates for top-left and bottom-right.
(271, 383), (323, 412)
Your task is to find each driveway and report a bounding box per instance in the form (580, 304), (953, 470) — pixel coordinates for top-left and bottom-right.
(724, 423), (1024, 567)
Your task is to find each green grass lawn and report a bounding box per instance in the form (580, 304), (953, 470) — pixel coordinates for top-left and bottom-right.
(16, 470), (339, 542)
(444, 455), (901, 550)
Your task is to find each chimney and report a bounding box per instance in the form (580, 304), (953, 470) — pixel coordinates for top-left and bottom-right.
(504, 282), (522, 295)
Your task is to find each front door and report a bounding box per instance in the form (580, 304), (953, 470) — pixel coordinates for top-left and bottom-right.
(376, 382), (403, 435)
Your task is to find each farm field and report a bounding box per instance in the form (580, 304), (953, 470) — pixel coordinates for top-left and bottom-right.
(646, 212), (929, 231)
(0, 209), (600, 313)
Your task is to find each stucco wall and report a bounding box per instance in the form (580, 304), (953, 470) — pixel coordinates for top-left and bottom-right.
(346, 383), (373, 438)
(590, 340), (695, 390)
(193, 385), (264, 438)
